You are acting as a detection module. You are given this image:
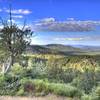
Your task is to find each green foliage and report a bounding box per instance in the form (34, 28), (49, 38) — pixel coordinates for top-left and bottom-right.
(0, 13), (33, 74)
(30, 79), (82, 97)
(49, 83), (82, 97)
(0, 74), (6, 87)
(60, 68), (81, 83)
(18, 78), (82, 97)
(0, 74), (19, 95)
(31, 62), (47, 79)
(0, 54), (100, 98)
(0, 23), (33, 58)
(11, 63), (26, 75)
(33, 79), (49, 96)
(81, 86), (100, 100)
(90, 86), (100, 100)
(72, 70), (96, 94)
(46, 57), (81, 83)
(79, 70), (96, 94)
(16, 88), (24, 96)
(81, 94), (92, 100)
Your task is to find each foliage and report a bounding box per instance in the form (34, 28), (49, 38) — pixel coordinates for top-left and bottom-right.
(81, 94), (92, 100)
(19, 79), (82, 97)
(0, 54), (100, 98)
(90, 86), (100, 100)
(0, 9), (33, 74)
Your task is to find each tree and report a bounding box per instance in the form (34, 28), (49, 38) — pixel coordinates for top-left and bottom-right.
(0, 6), (33, 74)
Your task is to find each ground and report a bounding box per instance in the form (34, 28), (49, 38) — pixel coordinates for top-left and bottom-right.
(0, 95), (73, 100)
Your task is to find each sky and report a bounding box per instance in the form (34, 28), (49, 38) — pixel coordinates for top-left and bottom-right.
(0, 0), (100, 46)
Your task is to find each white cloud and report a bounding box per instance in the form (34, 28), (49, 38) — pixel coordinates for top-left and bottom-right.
(12, 15), (23, 18)
(5, 9), (32, 15)
(7, 19), (15, 23)
(33, 18), (100, 32)
(65, 38), (84, 41)
(54, 37), (84, 41)
(40, 17), (55, 23)
(54, 36), (100, 42)
(67, 18), (75, 21)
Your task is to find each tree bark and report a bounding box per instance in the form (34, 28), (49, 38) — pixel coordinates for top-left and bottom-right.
(2, 56), (13, 74)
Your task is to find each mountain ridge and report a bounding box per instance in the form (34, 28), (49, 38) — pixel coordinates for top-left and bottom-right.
(26, 44), (100, 55)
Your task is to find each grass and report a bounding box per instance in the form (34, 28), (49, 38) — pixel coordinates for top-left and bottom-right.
(19, 79), (82, 98)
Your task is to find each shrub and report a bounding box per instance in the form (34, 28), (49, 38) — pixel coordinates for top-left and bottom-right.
(19, 78), (35, 96)
(60, 68), (81, 83)
(0, 74), (6, 87)
(20, 79), (82, 97)
(72, 70), (96, 94)
(16, 88), (24, 96)
(81, 94), (92, 100)
(95, 70), (100, 85)
(95, 86), (100, 98)
(91, 86), (100, 100)
(0, 74), (20, 95)
(30, 62), (47, 79)
(11, 63), (26, 76)
(33, 79), (82, 97)
(33, 79), (49, 96)
(80, 71), (96, 94)
(49, 83), (82, 97)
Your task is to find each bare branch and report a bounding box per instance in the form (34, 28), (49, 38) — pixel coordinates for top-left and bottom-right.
(22, 19), (27, 31)
(9, 4), (12, 27)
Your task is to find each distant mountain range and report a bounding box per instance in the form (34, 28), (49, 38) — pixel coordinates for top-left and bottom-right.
(73, 45), (100, 52)
(26, 44), (100, 55)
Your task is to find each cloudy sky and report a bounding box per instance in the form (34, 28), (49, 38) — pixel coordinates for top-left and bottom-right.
(0, 0), (100, 46)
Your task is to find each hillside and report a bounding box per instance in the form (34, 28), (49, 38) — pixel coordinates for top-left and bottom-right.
(26, 44), (100, 55)
(46, 44), (81, 52)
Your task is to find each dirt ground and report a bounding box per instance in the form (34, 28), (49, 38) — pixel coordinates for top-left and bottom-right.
(0, 95), (73, 100)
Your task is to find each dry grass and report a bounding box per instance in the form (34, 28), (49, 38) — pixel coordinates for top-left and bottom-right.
(0, 94), (74, 100)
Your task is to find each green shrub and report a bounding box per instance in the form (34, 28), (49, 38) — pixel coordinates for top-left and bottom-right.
(31, 63), (47, 79)
(49, 83), (82, 97)
(71, 77), (81, 87)
(95, 70), (100, 85)
(81, 94), (92, 100)
(0, 74), (20, 95)
(60, 68), (81, 83)
(47, 63), (80, 83)
(33, 79), (49, 96)
(80, 71), (96, 94)
(33, 79), (82, 97)
(11, 63), (26, 77)
(16, 88), (24, 96)
(0, 75), (6, 87)
(19, 79), (82, 97)
(95, 86), (100, 98)
(19, 78), (35, 96)
(72, 70), (96, 94)
(91, 86), (100, 100)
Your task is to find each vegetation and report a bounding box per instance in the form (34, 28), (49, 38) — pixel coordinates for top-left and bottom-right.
(0, 7), (33, 74)
(0, 54), (99, 99)
(0, 6), (100, 100)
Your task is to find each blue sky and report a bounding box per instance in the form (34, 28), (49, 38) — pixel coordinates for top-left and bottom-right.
(0, 0), (100, 45)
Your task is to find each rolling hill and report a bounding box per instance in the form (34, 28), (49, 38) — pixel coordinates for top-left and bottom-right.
(26, 44), (100, 55)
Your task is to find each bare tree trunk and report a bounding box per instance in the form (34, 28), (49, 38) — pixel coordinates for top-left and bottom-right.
(2, 63), (5, 74)
(2, 56), (12, 74)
